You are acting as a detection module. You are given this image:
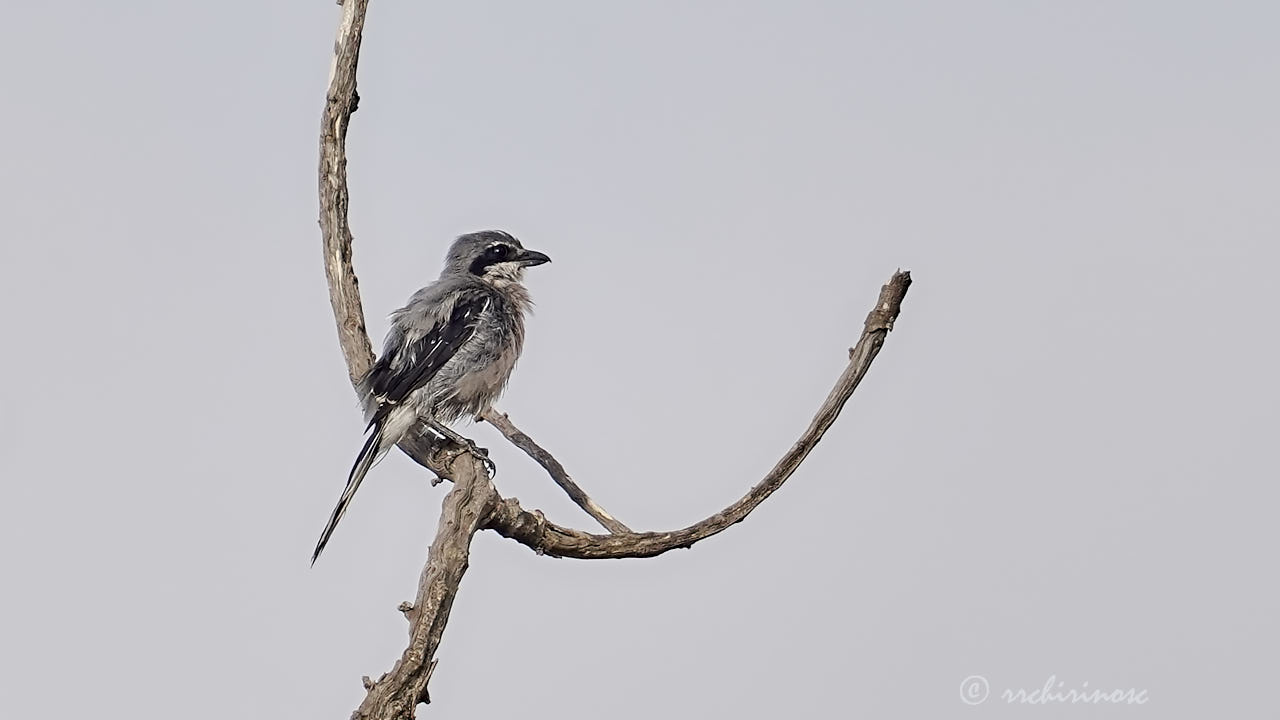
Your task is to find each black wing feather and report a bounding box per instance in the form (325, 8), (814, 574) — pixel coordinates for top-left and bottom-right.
(364, 292), (489, 422)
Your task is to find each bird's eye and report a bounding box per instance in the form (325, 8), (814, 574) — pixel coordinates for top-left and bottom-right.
(469, 243), (517, 275)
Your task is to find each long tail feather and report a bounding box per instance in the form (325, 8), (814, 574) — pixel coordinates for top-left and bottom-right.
(312, 421), (385, 565)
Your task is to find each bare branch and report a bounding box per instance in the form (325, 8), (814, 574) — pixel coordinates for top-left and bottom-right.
(320, 0), (374, 385)
(354, 459), (497, 718)
(483, 271), (912, 559)
(480, 409), (632, 534)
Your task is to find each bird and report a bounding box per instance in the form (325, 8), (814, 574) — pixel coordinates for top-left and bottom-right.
(312, 230), (551, 564)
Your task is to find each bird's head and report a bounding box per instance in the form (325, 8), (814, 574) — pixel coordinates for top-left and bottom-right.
(444, 230), (551, 285)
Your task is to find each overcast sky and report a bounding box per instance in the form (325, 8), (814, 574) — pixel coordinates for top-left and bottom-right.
(2, 2), (1277, 718)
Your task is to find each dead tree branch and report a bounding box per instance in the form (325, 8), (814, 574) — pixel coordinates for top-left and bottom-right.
(352, 459), (497, 718)
(318, 1), (910, 716)
(320, 0), (373, 386)
(483, 271), (911, 559)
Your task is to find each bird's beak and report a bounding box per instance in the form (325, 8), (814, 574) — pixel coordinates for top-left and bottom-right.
(517, 249), (552, 267)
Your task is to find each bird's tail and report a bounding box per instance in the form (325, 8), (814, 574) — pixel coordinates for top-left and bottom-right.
(312, 420), (386, 565)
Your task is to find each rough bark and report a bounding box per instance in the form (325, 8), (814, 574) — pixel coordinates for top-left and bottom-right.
(320, 0), (373, 386)
(352, 459), (496, 718)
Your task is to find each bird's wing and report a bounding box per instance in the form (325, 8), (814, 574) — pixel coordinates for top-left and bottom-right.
(364, 288), (491, 421)
(313, 286), (492, 564)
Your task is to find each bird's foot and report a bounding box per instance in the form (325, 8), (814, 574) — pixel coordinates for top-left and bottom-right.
(467, 441), (497, 478)
(441, 440), (497, 478)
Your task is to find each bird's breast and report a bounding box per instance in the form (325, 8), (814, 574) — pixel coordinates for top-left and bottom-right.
(429, 293), (527, 420)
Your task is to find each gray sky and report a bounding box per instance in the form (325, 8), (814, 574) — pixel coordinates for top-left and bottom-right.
(2, 1), (1277, 717)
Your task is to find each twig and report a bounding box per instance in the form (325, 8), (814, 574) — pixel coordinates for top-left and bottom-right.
(483, 271), (912, 559)
(480, 409), (632, 533)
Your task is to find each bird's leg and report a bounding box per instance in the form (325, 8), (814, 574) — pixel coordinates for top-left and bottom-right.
(424, 418), (497, 478)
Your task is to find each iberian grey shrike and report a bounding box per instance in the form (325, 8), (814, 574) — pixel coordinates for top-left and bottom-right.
(312, 230), (551, 564)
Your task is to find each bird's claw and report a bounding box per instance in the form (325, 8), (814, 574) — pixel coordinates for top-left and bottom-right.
(440, 440), (497, 478)
(467, 442), (497, 478)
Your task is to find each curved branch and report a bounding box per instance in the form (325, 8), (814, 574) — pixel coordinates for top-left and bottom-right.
(482, 270), (911, 559)
(318, 0), (453, 478)
(320, 0), (374, 385)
